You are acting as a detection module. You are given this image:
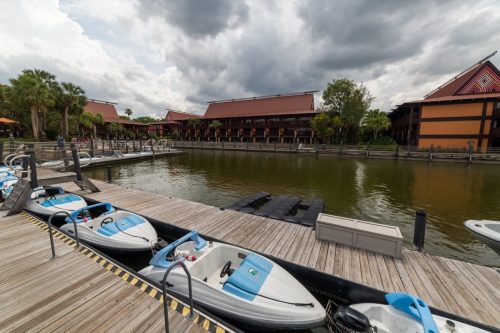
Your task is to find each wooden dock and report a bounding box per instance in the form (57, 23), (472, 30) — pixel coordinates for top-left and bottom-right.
(58, 179), (500, 329)
(0, 212), (235, 333)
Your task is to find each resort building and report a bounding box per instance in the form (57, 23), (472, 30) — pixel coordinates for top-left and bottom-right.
(148, 110), (201, 137)
(175, 91), (319, 143)
(84, 100), (148, 138)
(389, 55), (500, 150)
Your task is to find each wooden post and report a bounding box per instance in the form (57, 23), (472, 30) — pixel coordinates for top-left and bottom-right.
(90, 139), (95, 158)
(27, 143), (38, 189)
(395, 144), (400, 158)
(107, 165), (112, 183)
(61, 144), (70, 169)
(70, 143), (83, 182)
(413, 209), (426, 251)
(0, 142), (3, 163)
(140, 140), (143, 152)
(102, 140), (105, 155)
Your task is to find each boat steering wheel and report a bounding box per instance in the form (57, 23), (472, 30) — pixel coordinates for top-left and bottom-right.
(220, 261), (232, 278)
(101, 216), (114, 227)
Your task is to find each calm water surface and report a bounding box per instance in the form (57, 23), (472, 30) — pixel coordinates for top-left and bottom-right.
(84, 150), (500, 267)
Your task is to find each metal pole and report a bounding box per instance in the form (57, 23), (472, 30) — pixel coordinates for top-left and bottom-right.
(90, 139), (95, 158)
(70, 143), (83, 181)
(27, 143), (38, 188)
(21, 155), (28, 179)
(0, 142), (3, 163)
(48, 211), (80, 258)
(162, 260), (194, 333)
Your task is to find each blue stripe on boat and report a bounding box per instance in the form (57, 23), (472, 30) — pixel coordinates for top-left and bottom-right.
(40, 195), (82, 207)
(223, 253), (273, 301)
(97, 214), (145, 237)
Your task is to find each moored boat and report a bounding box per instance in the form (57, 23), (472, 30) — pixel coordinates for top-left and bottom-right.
(0, 175), (18, 197)
(139, 231), (326, 330)
(328, 292), (490, 333)
(464, 219), (500, 255)
(24, 186), (87, 220)
(60, 202), (159, 253)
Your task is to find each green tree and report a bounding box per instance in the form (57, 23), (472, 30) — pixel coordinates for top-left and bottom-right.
(80, 112), (104, 139)
(209, 120), (223, 141)
(322, 78), (374, 143)
(134, 116), (159, 123)
(311, 113), (333, 143)
(124, 108), (133, 119)
(108, 122), (124, 139)
(362, 109), (391, 140)
(188, 118), (201, 140)
(58, 82), (87, 136)
(7, 69), (57, 140)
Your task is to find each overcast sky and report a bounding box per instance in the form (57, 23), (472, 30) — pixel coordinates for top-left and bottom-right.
(1, 0), (499, 118)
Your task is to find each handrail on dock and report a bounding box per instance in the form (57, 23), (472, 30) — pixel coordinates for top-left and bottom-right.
(162, 260), (194, 333)
(47, 211), (80, 258)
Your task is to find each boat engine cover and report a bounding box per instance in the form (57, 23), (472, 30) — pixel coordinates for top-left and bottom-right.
(332, 305), (373, 333)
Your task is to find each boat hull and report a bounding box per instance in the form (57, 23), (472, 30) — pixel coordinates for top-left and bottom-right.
(139, 242), (325, 330)
(349, 303), (490, 333)
(60, 211), (158, 254)
(464, 220), (500, 255)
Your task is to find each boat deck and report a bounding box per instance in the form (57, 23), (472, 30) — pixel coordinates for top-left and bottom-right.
(0, 212), (234, 333)
(60, 179), (500, 329)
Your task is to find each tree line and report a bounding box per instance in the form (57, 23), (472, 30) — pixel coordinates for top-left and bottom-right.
(311, 78), (391, 145)
(0, 69), (158, 141)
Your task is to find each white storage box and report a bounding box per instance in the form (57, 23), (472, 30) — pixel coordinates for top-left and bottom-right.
(315, 213), (403, 258)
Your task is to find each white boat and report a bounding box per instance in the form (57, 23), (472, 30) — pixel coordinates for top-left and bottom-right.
(328, 292), (490, 333)
(60, 203), (159, 253)
(24, 186), (87, 219)
(464, 220), (500, 255)
(0, 175), (18, 197)
(139, 231), (326, 330)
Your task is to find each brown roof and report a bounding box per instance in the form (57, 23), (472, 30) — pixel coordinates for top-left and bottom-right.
(425, 60), (500, 99)
(165, 110), (201, 122)
(408, 92), (500, 104)
(84, 101), (120, 122)
(203, 92), (316, 119)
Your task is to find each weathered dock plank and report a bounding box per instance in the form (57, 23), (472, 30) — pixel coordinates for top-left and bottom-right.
(0, 213), (231, 333)
(59, 178), (500, 328)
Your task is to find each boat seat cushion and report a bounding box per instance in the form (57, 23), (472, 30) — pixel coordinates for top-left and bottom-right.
(223, 253), (273, 301)
(97, 214), (145, 237)
(40, 195), (82, 207)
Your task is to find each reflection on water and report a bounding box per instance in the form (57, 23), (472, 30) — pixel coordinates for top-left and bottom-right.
(85, 150), (500, 266)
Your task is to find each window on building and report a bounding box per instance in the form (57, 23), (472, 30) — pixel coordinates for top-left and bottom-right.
(255, 118), (265, 123)
(244, 119), (252, 123)
(283, 117), (295, 122)
(299, 116), (312, 121)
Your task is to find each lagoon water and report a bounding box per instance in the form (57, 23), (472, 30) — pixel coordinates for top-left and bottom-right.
(84, 150), (500, 267)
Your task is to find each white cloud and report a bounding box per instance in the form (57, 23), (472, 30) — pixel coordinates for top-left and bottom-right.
(1, 0), (499, 118)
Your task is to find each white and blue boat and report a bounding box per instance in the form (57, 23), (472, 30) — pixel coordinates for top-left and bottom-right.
(24, 186), (87, 219)
(329, 292), (489, 333)
(60, 202), (158, 253)
(0, 174), (18, 197)
(139, 231), (326, 330)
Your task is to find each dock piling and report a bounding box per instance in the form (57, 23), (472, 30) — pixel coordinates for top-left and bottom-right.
(70, 143), (83, 182)
(107, 165), (112, 183)
(27, 143), (38, 188)
(413, 209), (426, 251)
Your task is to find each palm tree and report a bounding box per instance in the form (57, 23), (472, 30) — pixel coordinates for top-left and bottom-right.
(362, 109), (391, 140)
(108, 122), (124, 139)
(124, 108), (133, 119)
(80, 112), (104, 139)
(208, 120), (222, 141)
(7, 69), (57, 140)
(187, 118), (201, 140)
(59, 82), (87, 136)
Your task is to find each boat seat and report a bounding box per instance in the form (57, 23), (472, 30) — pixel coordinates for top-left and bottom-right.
(97, 214), (145, 237)
(223, 253), (273, 301)
(40, 195), (82, 207)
